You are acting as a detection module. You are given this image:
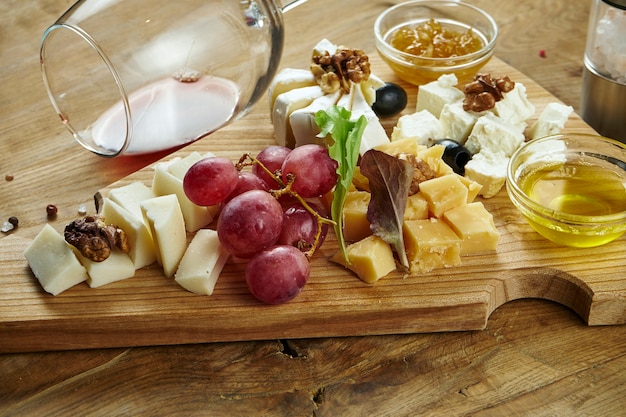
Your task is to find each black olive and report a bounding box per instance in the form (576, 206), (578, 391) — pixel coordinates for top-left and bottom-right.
(432, 139), (473, 175)
(372, 83), (408, 118)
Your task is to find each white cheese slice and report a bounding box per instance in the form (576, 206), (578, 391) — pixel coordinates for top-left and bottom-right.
(73, 247), (135, 288)
(416, 73), (464, 118)
(360, 73), (386, 106)
(291, 90), (342, 147)
(273, 85), (325, 148)
(528, 102), (574, 140)
(174, 229), (230, 295)
(24, 224), (88, 295)
(102, 198), (156, 269)
(464, 150), (510, 198)
(492, 82), (536, 125)
(349, 83), (391, 154)
(108, 182), (156, 223)
(140, 194), (187, 278)
(464, 113), (525, 157)
(268, 68), (316, 119)
(152, 163), (215, 232)
(312, 38), (337, 57)
(167, 151), (214, 179)
(391, 110), (442, 146)
(439, 101), (478, 144)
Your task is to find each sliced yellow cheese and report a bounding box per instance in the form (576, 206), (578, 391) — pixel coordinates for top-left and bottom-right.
(175, 229), (230, 295)
(24, 224), (88, 295)
(73, 247), (135, 288)
(403, 218), (461, 273)
(140, 194), (187, 278)
(343, 190), (372, 242)
(331, 235), (396, 284)
(101, 197), (156, 269)
(443, 202), (499, 255)
(404, 192), (429, 221)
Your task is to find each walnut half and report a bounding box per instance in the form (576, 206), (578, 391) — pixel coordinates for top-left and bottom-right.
(397, 153), (437, 195)
(311, 47), (371, 94)
(64, 215), (130, 262)
(462, 73), (515, 112)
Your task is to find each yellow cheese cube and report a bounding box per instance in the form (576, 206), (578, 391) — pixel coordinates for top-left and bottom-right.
(403, 218), (461, 273)
(331, 235), (396, 283)
(419, 175), (469, 218)
(417, 144), (454, 177)
(404, 192), (429, 220)
(343, 191), (371, 242)
(352, 165), (370, 192)
(375, 138), (426, 157)
(456, 174), (483, 203)
(443, 202), (499, 255)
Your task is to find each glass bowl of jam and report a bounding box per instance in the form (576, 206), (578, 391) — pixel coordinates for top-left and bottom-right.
(506, 134), (626, 248)
(374, 1), (498, 86)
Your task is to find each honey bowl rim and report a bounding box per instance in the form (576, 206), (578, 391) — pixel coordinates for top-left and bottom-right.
(373, 0), (499, 66)
(506, 133), (626, 231)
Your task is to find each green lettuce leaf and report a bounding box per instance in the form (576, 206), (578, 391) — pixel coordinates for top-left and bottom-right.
(315, 106), (367, 263)
(359, 149), (414, 269)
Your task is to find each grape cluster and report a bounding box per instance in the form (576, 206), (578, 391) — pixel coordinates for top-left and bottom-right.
(183, 144), (337, 304)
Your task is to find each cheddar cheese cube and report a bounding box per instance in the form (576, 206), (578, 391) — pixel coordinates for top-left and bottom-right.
(443, 202), (499, 255)
(419, 175), (469, 218)
(343, 191), (372, 242)
(331, 235), (396, 283)
(403, 218), (461, 273)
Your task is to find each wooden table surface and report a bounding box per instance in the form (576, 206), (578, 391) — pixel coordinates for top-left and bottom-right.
(1, 0), (624, 416)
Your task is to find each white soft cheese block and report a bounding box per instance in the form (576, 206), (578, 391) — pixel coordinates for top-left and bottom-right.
(268, 68), (316, 118)
(492, 82), (535, 125)
(102, 198), (156, 269)
(360, 73), (386, 107)
(24, 224), (88, 295)
(349, 83), (391, 154)
(273, 85), (325, 148)
(528, 102), (574, 140)
(174, 229), (230, 295)
(140, 194), (187, 278)
(416, 74), (464, 118)
(464, 113), (525, 157)
(291, 90), (342, 147)
(439, 101), (478, 144)
(73, 248), (135, 288)
(152, 163), (214, 232)
(464, 150), (510, 198)
(391, 110), (442, 146)
(108, 182), (156, 222)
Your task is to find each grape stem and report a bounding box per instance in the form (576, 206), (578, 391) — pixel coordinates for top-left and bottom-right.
(237, 153), (336, 258)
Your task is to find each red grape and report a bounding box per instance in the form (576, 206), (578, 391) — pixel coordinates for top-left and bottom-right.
(252, 145), (291, 189)
(217, 190), (283, 258)
(224, 171), (270, 204)
(245, 245), (311, 304)
(281, 144), (338, 198)
(183, 157), (238, 206)
(278, 203), (328, 251)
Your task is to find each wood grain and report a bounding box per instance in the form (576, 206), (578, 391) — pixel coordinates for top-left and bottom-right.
(1, 0), (625, 415)
(1, 55), (623, 353)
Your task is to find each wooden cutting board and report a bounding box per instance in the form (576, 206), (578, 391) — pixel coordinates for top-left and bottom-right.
(1, 57), (624, 353)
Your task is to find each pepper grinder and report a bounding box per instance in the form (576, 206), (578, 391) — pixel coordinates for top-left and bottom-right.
(580, 0), (626, 143)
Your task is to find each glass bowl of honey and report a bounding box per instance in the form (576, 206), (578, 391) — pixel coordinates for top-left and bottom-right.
(374, 1), (498, 86)
(506, 134), (626, 248)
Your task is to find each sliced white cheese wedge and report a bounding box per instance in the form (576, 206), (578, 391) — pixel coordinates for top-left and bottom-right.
(268, 68), (316, 119)
(24, 224), (88, 295)
(312, 38), (337, 57)
(349, 83), (391, 154)
(140, 194), (187, 278)
(108, 182), (156, 223)
(360, 73), (386, 107)
(174, 229), (230, 295)
(167, 151), (213, 179)
(73, 247), (135, 288)
(152, 163), (215, 232)
(101, 197), (156, 269)
(273, 85), (325, 148)
(291, 90), (342, 147)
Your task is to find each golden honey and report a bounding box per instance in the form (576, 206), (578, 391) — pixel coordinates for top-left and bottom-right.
(518, 162), (626, 247)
